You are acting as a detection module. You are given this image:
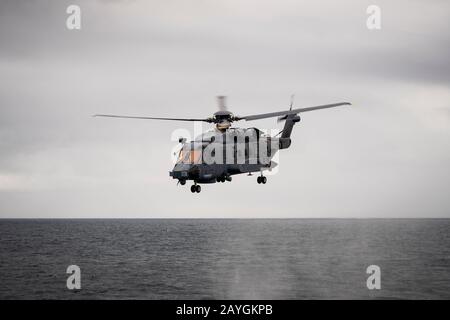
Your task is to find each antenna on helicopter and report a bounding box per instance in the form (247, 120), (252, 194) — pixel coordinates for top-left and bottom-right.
(289, 94), (295, 111)
(277, 94), (296, 124)
(275, 94), (296, 137)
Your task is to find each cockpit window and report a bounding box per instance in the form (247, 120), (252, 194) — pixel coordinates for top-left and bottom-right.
(177, 148), (202, 164)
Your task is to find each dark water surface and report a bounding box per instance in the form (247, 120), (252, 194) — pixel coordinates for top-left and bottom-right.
(0, 219), (449, 299)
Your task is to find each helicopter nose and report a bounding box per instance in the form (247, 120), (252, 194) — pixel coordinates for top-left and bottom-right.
(169, 170), (188, 179)
(169, 164), (200, 180)
(169, 163), (189, 179)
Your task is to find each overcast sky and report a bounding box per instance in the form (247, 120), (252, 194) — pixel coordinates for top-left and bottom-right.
(0, 0), (449, 218)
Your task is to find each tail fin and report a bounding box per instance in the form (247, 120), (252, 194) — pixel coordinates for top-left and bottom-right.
(279, 114), (300, 149)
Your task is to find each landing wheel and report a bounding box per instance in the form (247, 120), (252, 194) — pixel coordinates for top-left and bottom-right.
(262, 176), (267, 184)
(179, 180), (186, 186)
(195, 185), (201, 193)
(257, 176), (261, 184)
(190, 185), (196, 193)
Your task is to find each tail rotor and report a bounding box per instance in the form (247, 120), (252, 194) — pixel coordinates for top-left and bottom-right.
(277, 94), (295, 123)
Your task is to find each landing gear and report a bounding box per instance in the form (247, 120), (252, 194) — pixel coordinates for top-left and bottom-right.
(257, 176), (267, 184)
(190, 184), (201, 193)
(216, 176), (231, 183)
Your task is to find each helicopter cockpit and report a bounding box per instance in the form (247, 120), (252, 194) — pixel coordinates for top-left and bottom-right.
(176, 143), (204, 164)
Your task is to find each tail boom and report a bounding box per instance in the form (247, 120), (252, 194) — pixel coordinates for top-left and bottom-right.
(279, 114), (300, 149)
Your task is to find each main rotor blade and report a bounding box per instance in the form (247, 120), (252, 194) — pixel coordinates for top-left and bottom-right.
(235, 102), (351, 121)
(93, 114), (213, 122)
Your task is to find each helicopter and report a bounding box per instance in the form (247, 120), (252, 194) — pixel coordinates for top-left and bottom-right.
(95, 96), (351, 193)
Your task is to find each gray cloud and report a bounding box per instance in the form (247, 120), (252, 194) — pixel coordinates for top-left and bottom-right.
(1, 0), (450, 217)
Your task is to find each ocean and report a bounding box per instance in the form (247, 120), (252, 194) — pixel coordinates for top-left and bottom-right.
(0, 219), (449, 299)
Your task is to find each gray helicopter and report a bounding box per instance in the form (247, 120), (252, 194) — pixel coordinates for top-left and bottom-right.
(95, 96), (350, 193)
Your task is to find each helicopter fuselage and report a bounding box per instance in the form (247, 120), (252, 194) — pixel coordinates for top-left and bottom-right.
(169, 126), (287, 184)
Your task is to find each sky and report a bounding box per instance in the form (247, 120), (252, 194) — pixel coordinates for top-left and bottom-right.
(0, 0), (449, 218)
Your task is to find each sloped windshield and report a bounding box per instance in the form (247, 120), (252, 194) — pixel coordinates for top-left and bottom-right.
(177, 148), (202, 164)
